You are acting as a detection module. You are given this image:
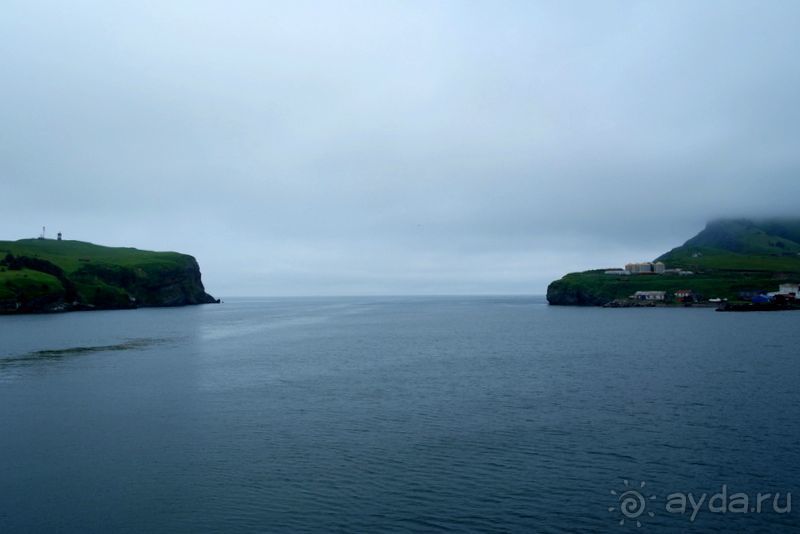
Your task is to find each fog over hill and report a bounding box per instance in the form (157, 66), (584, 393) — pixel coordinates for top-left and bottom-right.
(3, 1), (800, 295)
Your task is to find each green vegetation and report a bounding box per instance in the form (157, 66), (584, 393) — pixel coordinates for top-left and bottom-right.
(0, 238), (217, 313)
(1, 239), (190, 273)
(547, 218), (800, 306)
(658, 218), (800, 272)
(0, 269), (64, 302)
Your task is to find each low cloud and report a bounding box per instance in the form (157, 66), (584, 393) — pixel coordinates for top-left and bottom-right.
(2, 1), (799, 294)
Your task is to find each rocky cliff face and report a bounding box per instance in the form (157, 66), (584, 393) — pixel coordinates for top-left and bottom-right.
(546, 277), (611, 306)
(126, 258), (218, 307)
(71, 256), (218, 310)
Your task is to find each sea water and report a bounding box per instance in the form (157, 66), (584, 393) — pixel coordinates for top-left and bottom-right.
(1, 297), (798, 532)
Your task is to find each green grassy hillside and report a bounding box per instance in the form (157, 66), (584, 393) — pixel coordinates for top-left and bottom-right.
(1, 239), (190, 272)
(547, 218), (800, 306)
(675, 218), (800, 256)
(0, 269), (63, 302)
(656, 218), (800, 272)
(0, 239), (217, 313)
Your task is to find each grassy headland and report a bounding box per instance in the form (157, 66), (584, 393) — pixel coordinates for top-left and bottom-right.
(0, 238), (217, 313)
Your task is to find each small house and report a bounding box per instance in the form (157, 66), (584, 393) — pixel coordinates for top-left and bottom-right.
(632, 291), (666, 301)
(778, 283), (798, 296)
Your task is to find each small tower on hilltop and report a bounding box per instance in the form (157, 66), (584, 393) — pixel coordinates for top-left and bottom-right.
(57, 232), (62, 241)
(38, 226), (46, 240)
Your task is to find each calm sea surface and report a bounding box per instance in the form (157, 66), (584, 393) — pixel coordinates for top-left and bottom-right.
(1, 297), (798, 533)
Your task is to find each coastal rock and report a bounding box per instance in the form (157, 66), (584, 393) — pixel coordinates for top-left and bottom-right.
(546, 276), (611, 306)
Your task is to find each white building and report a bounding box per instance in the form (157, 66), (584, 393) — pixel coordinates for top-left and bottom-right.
(625, 262), (667, 274)
(625, 262), (649, 273)
(778, 283), (799, 295)
(632, 291), (666, 301)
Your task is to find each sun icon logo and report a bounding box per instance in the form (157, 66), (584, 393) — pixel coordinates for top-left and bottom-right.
(609, 480), (657, 527)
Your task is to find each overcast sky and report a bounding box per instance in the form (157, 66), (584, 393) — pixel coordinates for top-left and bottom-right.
(2, 1), (799, 296)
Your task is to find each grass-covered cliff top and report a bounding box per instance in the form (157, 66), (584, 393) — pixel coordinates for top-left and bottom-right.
(547, 218), (800, 306)
(0, 239), (194, 273)
(0, 238), (216, 312)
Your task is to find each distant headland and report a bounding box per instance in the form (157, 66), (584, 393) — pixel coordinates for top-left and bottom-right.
(547, 218), (800, 309)
(0, 236), (218, 314)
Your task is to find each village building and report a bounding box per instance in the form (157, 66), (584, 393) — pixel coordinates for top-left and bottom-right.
(664, 268), (694, 276)
(674, 289), (694, 302)
(624, 262), (666, 274)
(632, 291), (666, 301)
(778, 283), (799, 296)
